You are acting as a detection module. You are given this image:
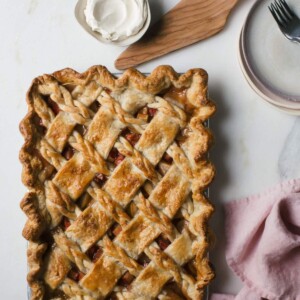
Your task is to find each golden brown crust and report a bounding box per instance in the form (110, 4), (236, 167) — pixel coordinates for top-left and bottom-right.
(20, 65), (216, 300)
(20, 193), (46, 241)
(27, 242), (48, 299)
(52, 65), (208, 97)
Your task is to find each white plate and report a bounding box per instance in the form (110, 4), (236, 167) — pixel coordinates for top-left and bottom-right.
(239, 0), (300, 110)
(239, 28), (300, 115)
(75, 0), (151, 47)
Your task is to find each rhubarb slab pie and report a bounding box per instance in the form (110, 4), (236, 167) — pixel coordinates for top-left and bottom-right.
(20, 65), (216, 300)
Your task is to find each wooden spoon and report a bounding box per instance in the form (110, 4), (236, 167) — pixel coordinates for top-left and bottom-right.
(115, 0), (239, 70)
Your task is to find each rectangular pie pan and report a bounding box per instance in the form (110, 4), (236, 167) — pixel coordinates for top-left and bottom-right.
(26, 73), (211, 300)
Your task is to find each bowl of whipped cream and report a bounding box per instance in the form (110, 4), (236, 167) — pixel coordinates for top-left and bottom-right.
(75, 0), (151, 46)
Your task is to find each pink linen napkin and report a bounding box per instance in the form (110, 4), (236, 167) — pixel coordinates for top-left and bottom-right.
(212, 179), (300, 300)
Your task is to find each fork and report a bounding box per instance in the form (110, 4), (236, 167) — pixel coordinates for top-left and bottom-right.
(269, 0), (300, 43)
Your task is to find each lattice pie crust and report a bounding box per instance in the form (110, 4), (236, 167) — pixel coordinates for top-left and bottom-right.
(20, 66), (216, 300)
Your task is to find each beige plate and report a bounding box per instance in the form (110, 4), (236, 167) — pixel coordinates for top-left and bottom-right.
(74, 0), (151, 47)
(239, 32), (300, 116)
(239, 0), (300, 112)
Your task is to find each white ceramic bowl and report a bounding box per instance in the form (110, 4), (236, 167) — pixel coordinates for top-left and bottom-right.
(239, 0), (300, 114)
(75, 0), (151, 47)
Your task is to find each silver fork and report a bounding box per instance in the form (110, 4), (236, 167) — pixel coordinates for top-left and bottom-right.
(269, 0), (300, 43)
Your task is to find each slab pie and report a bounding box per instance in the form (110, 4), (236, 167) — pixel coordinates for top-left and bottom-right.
(20, 65), (216, 300)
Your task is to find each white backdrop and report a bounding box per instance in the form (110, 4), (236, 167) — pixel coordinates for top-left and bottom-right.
(0, 0), (296, 298)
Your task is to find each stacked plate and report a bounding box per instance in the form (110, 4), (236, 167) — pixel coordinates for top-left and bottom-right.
(239, 0), (300, 115)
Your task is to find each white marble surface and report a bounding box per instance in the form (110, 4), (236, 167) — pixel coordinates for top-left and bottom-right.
(0, 0), (298, 298)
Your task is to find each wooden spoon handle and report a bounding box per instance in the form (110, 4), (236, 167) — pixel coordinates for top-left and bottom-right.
(115, 0), (239, 70)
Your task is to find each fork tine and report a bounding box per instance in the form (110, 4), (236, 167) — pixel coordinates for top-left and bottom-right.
(272, 1), (288, 24)
(269, 4), (284, 27)
(279, 0), (297, 18)
(275, 0), (292, 21)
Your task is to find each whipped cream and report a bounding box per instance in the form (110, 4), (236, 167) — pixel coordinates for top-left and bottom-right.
(84, 0), (147, 42)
